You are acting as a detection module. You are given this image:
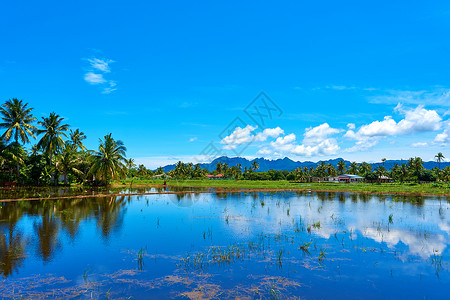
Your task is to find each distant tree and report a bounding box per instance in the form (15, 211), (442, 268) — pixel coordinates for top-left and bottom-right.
(435, 152), (445, 170)
(381, 158), (387, 167)
(251, 161), (259, 171)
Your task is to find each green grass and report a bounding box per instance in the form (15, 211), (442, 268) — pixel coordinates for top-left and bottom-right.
(113, 178), (450, 195)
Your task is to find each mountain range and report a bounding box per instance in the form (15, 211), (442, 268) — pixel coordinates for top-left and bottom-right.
(160, 156), (450, 172)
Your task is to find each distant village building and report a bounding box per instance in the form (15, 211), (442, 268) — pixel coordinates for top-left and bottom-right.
(205, 174), (224, 180)
(326, 174), (365, 183)
(152, 174), (172, 179)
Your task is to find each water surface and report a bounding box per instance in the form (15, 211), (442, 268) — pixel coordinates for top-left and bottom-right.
(0, 189), (449, 299)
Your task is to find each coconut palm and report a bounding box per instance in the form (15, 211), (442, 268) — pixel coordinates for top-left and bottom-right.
(348, 162), (358, 174)
(36, 112), (69, 164)
(69, 129), (87, 151)
(435, 152), (445, 169)
(381, 158), (387, 166)
(125, 158), (136, 171)
(0, 99), (37, 175)
(55, 143), (83, 185)
(88, 133), (127, 185)
(251, 161), (259, 171)
(337, 160), (346, 174)
(0, 98), (37, 145)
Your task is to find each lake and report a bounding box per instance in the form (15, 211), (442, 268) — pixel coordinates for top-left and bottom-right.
(0, 188), (449, 299)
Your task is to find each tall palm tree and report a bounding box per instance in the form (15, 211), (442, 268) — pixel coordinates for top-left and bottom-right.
(0, 99), (37, 175)
(88, 133), (127, 185)
(69, 129), (87, 151)
(381, 158), (387, 167)
(55, 143), (83, 185)
(125, 158), (136, 171)
(435, 152), (445, 170)
(251, 161), (259, 171)
(36, 112), (69, 164)
(337, 160), (346, 174)
(348, 162), (358, 174)
(0, 98), (37, 145)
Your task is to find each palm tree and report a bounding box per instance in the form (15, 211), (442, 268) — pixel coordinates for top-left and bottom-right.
(0, 99), (37, 175)
(69, 129), (87, 151)
(348, 162), (358, 174)
(251, 161), (259, 171)
(435, 152), (445, 170)
(337, 160), (346, 174)
(36, 112), (69, 165)
(89, 133), (127, 185)
(381, 158), (387, 167)
(0, 98), (37, 145)
(125, 158), (136, 171)
(55, 143), (83, 185)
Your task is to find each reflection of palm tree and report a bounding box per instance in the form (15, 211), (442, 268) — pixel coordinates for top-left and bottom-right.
(96, 196), (127, 240)
(35, 209), (61, 263)
(0, 224), (27, 277)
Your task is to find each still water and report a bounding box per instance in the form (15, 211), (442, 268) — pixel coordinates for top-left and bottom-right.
(0, 189), (449, 299)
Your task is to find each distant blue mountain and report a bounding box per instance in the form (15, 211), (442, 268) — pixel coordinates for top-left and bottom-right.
(160, 156), (450, 172)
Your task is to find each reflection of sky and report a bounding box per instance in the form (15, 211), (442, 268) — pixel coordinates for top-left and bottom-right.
(1, 191), (449, 293)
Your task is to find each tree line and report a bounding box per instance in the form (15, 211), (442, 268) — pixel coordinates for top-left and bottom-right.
(0, 98), (128, 185)
(133, 155), (449, 182)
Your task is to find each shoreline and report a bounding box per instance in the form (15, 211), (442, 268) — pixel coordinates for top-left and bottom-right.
(1, 184), (449, 202)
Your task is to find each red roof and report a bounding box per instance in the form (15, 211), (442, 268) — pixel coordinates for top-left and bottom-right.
(206, 174), (224, 178)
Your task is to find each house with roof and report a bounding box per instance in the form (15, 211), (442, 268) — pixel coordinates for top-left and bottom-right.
(326, 174), (365, 183)
(205, 174), (224, 180)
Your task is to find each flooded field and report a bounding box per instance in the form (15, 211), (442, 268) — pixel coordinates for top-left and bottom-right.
(0, 189), (449, 299)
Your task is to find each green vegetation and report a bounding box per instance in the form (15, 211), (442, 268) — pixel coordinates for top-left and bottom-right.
(0, 98), (128, 186)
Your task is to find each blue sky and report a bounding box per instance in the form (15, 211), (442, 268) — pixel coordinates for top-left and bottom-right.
(1, 0), (450, 168)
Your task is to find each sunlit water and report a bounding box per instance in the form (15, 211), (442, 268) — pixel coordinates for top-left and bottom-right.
(0, 189), (449, 299)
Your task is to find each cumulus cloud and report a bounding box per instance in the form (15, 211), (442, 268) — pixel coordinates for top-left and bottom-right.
(270, 124), (341, 157)
(254, 127), (284, 141)
(83, 56), (117, 94)
(434, 121), (450, 144)
(344, 105), (442, 152)
(220, 125), (257, 149)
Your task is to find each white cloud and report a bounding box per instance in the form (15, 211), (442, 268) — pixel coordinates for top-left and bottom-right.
(344, 105), (442, 152)
(370, 88), (450, 107)
(256, 148), (272, 155)
(347, 123), (355, 130)
(303, 123), (341, 145)
(254, 127), (284, 141)
(434, 121), (450, 144)
(84, 56), (117, 94)
(87, 58), (114, 73)
(220, 125), (257, 149)
(270, 124), (341, 157)
(84, 72), (106, 84)
(189, 137), (198, 142)
(411, 142), (428, 148)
